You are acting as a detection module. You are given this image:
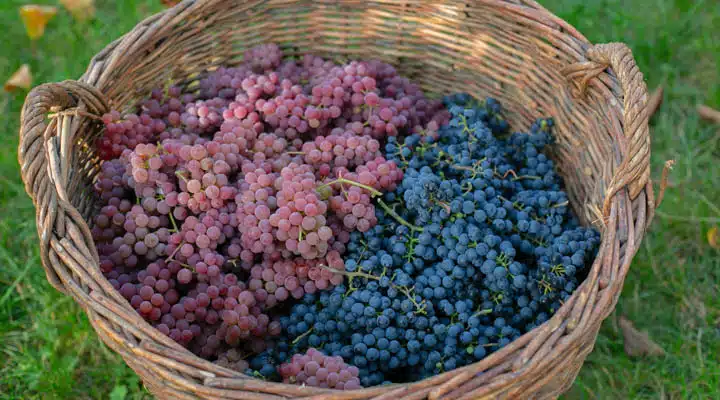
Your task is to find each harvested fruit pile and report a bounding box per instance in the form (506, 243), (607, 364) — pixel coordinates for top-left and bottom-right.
(254, 95), (601, 386)
(92, 44), (599, 388)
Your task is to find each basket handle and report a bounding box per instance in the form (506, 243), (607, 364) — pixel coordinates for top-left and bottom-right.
(18, 80), (109, 291)
(562, 43), (651, 219)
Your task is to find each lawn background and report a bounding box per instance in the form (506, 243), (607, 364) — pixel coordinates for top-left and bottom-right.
(1, 1), (718, 399)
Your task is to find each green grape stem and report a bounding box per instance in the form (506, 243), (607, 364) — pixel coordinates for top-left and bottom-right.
(356, 240), (369, 264)
(551, 264), (566, 276)
(320, 264), (427, 315)
(292, 327), (314, 345)
(472, 308), (493, 318)
(167, 210), (179, 233)
(319, 175), (425, 232)
(175, 170), (189, 183)
(450, 165), (475, 173)
(164, 240), (185, 263)
(252, 371), (268, 381)
(551, 201), (569, 208)
(512, 175), (541, 181)
(318, 177), (382, 197)
(376, 199), (424, 232)
(538, 275), (554, 295)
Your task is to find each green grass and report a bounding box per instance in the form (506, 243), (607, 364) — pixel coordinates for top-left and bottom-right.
(0, 0), (718, 399)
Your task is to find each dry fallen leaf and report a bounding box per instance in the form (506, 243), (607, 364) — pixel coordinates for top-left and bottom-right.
(655, 159), (675, 209)
(708, 227), (719, 249)
(648, 85), (664, 119)
(60, 0), (95, 21)
(4, 64), (33, 92)
(698, 104), (720, 124)
(680, 295), (708, 330)
(619, 316), (665, 358)
(19, 5), (58, 40)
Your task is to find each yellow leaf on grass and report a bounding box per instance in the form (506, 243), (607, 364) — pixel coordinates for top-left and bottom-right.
(19, 5), (58, 40)
(4, 64), (33, 92)
(60, 0), (95, 21)
(709, 227), (719, 249)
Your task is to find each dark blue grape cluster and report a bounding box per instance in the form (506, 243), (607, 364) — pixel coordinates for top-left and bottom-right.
(253, 95), (600, 385)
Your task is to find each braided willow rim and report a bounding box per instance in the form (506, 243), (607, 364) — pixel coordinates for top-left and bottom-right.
(18, 1), (653, 398)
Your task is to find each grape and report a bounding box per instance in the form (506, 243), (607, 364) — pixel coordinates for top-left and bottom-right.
(279, 348), (362, 389)
(264, 95), (600, 386)
(92, 43), (459, 373)
(215, 348), (251, 372)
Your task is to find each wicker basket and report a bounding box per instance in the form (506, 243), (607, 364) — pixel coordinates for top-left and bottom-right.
(18, 0), (653, 398)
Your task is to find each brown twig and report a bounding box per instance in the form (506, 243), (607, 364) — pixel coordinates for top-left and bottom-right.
(655, 160), (675, 209)
(698, 104), (720, 124)
(48, 108), (104, 121)
(647, 85), (664, 119)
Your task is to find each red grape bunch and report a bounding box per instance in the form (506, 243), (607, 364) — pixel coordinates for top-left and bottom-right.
(279, 348), (362, 390)
(91, 43), (449, 365)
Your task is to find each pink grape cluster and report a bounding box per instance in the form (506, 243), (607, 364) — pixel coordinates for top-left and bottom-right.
(180, 98), (227, 134)
(97, 87), (191, 160)
(173, 144), (237, 214)
(271, 162), (331, 259)
(94, 201), (170, 272)
(246, 250), (345, 306)
(301, 127), (383, 176)
(243, 43), (283, 73)
(324, 158), (403, 232)
(279, 348), (362, 390)
(91, 44), (448, 367)
(216, 348), (251, 373)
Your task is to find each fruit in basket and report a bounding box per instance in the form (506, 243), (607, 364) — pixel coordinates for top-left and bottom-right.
(279, 348), (362, 389)
(91, 44), (448, 365)
(90, 44), (599, 388)
(256, 95), (600, 386)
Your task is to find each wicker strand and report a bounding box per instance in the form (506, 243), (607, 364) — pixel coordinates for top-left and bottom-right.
(562, 43), (651, 212)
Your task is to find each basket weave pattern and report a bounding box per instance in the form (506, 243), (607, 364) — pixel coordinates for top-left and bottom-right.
(18, 1), (652, 399)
